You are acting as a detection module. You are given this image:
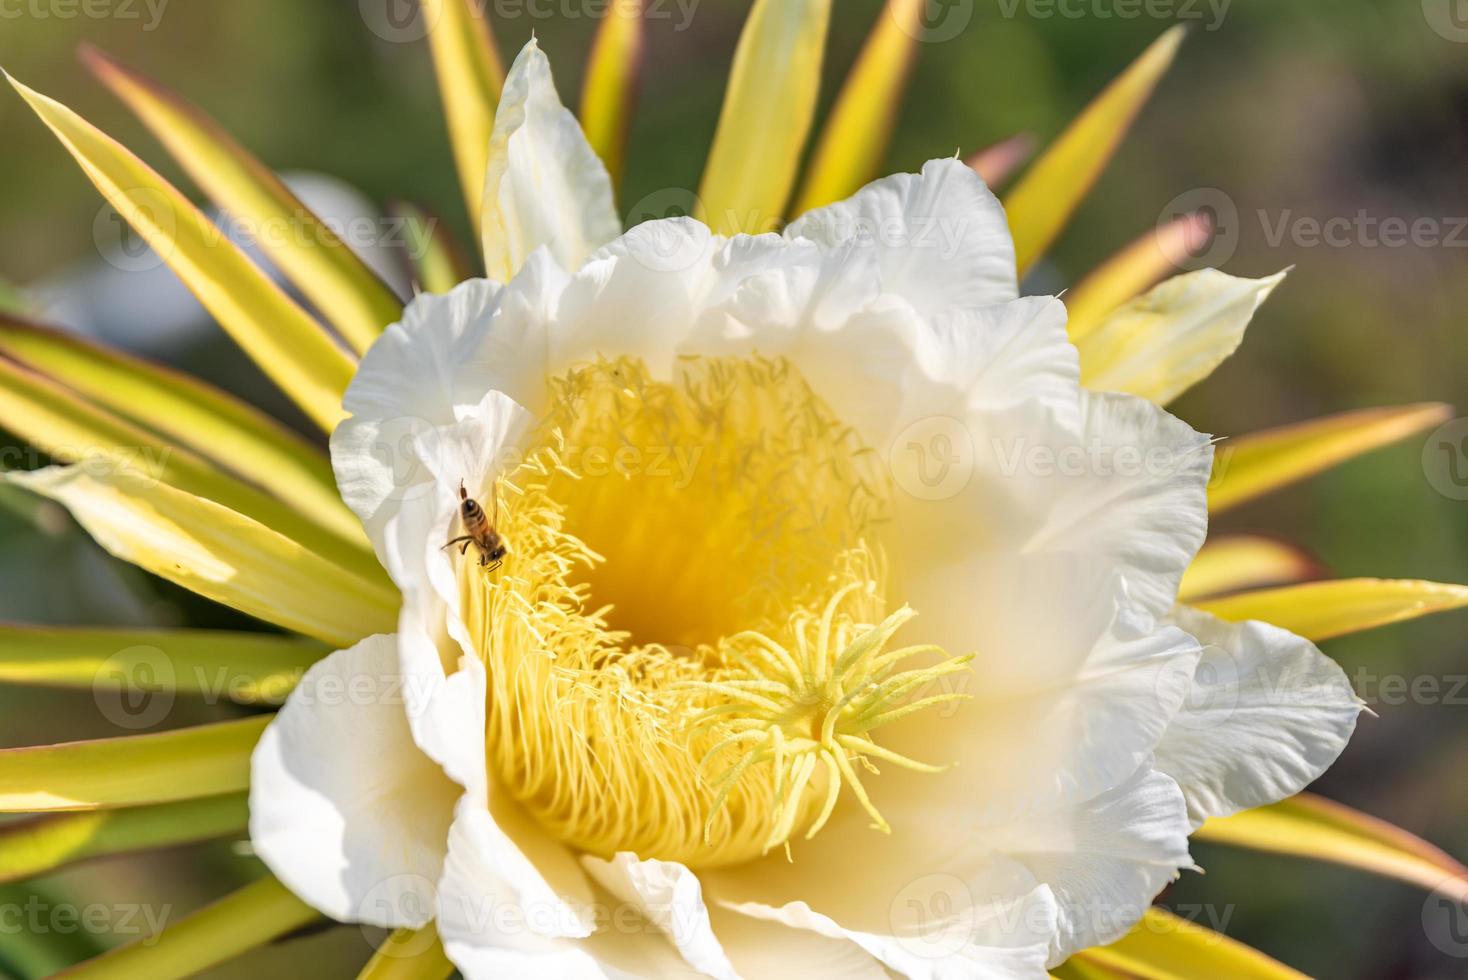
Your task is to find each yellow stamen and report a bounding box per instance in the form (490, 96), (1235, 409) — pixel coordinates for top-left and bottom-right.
(455, 357), (970, 867)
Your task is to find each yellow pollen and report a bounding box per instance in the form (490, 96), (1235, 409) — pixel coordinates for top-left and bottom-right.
(456, 357), (971, 868)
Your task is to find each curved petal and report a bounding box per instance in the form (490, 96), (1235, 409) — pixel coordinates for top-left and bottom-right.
(334, 276), (547, 584)
(907, 295), (1081, 421)
(1155, 606), (1363, 827)
(890, 557), (1201, 820)
(482, 39), (621, 282)
(438, 800), (699, 979)
(707, 758), (1184, 973)
(248, 634), (458, 928)
(706, 805), (1058, 980)
(719, 860), (1057, 979)
(1024, 391), (1212, 618)
(582, 853), (739, 980)
(709, 906), (890, 979)
(785, 157), (1018, 316)
(553, 219), (731, 374)
(332, 278), (508, 554)
(895, 391), (1211, 622)
(981, 766), (1194, 964)
(692, 278), (1077, 455)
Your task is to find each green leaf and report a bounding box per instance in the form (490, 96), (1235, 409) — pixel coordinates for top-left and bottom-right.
(0, 625), (324, 704)
(1075, 907), (1305, 979)
(423, 0), (504, 241)
(0, 312), (363, 549)
(57, 875), (318, 980)
(83, 46), (403, 355)
(1209, 403), (1452, 513)
(6, 73), (354, 432)
(0, 717), (268, 813)
(1005, 28), (1184, 275)
(580, 0), (644, 187)
(1065, 212), (1212, 341)
(1178, 534), (1320, 601)
(697, 0), (832, 234)
(357, 923), (455, 980)
(390, 202), (472, 295)
(0, 794), (248, 885)
(793, 0), (924, 214)
(7, 458), (397, 647)
(1196, 793), (1468, 902)
(1195, 578), (1468, 641)
(0, 356), (380, 576)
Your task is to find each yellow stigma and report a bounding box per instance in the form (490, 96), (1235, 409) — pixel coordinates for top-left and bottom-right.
(456, 356), (970, 868)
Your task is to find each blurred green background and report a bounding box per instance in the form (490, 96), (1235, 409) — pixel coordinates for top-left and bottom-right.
(1, 0), (1467, 976)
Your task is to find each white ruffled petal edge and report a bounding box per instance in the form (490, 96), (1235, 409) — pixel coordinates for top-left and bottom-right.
(1155, 605), (1364, 827)
(482, 39), (622, 283)
(785, 157), (1018, 316)
(982, 766), (1194, 964)
(582, 853), (740, 980)
(248, 634), (459, 928)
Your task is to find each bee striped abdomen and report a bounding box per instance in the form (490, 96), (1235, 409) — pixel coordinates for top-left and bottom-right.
(451, 481), (508, 569)
(462, 498), (488, 534)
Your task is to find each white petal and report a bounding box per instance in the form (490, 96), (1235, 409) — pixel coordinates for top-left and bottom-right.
(906, 295), (1081, 422)
(982, 766), (1194, 964)
(708, 906), (891, 980)
(719, 864), (1057, 980)
(785, 157), (1017, 315)
(438, 793), (597, 939)
(439, 802), (699, 979)
(582, 854), (739, 980)
(1156, 605), (1363, 827)
(1034, 391), (1211, 618)
(482, 39), (621, 281)
(1079, 268), (1288, 405)
(705, 791), (1058, 979)
(707, 751), (1175, 973)
(552, 220), (723, 375)
(552, 221), (821, 382)
(896, 390), (1211, 620)
(390, 572), (597, 943)
(248, 634), (458, 927)
(340, 279), (503, 425)
(332, 277), (551, 562)
(890, 557), (1201, 820)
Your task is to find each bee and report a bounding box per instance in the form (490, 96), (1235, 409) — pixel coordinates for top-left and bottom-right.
(443, 480), (507, 571)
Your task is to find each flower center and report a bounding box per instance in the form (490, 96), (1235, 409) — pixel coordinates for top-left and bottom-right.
(456, 357), (969, 868)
